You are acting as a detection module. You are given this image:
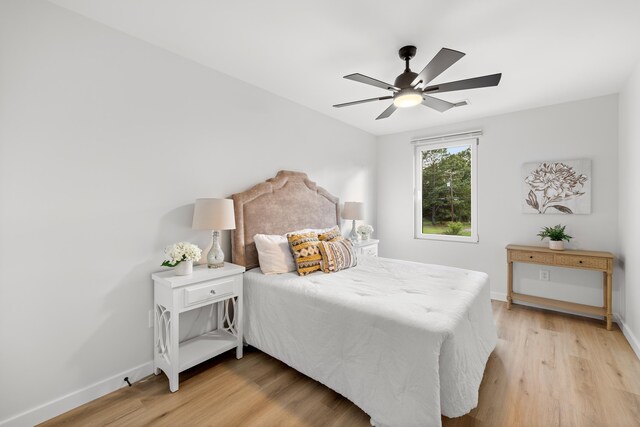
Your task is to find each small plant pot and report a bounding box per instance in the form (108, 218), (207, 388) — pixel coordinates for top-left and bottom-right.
(548, 240), (564, 251)
(175, 260), (193, 276)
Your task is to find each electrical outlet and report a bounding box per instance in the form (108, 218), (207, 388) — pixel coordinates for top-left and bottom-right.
(148, 309), (154, 328)
(539, 270), (550, 281)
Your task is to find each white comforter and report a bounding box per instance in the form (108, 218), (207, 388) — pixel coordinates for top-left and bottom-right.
(243, 256), (496, 427)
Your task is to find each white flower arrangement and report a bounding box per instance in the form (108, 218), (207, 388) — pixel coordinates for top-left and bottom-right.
(161, 242), (202, 267)
(357, 224), (374, 237)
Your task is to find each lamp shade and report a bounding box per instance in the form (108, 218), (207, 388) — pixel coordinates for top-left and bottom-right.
(342, 201), (364, 220)
(192, 198), (236, 230)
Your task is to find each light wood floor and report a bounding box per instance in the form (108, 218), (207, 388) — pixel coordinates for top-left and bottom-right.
(42, 301), (640, 427)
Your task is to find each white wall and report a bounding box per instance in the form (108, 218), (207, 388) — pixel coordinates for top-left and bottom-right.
(377, 95), (619, 311)
(0, 1), (376, 424)
(618, 63), (640, 356)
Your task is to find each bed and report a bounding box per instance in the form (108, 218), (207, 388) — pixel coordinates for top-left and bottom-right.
(231, 171), (496, 427)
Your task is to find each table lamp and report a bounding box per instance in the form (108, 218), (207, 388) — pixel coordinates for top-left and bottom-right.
(343, 201), (364, 242)
(192, 198), (236, 268)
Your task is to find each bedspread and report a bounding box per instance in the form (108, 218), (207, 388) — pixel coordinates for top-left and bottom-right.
(243, 256), (496, 427)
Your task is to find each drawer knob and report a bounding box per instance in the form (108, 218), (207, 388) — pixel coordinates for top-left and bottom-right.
(210, 290), (216, 294)
(529, 256), (533, 259)
(579, 260), (583, 264)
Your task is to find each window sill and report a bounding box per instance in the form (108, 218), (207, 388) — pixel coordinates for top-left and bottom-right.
(414, 234), (479, 243)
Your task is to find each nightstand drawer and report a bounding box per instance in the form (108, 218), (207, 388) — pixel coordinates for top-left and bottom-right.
(510, 251), (553, 264)
(554, 254), (608, 270)
(360, 245), (378, 257)
(353, 239), (379, 258)
(184, 278), (235, 307)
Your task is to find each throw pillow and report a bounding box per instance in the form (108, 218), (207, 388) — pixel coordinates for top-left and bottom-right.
(318, 226), (343, 242)
(318, 239), (357, 273)
(287, 232), (322, 276)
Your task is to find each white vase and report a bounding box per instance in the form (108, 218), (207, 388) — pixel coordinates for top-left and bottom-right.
(175, 260), (193, 276)
(549, 240), (564, 251)
(360, 232), (370, 241)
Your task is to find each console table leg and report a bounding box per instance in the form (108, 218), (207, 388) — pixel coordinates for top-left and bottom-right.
(602, 272), (607, 308)
(603, 272), (607, 326)
(606, 272), (613, 331)
(507, 261), (513, 309)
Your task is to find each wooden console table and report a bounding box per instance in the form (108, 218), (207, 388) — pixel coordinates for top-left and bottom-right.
(506, 244), (614, 330)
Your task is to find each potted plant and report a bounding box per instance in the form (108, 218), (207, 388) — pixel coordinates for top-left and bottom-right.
(162, 242), (202, 275)
(537, 224), (572, 250)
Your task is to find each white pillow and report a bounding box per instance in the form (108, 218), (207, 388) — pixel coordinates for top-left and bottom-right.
(253, 234), (296, 274)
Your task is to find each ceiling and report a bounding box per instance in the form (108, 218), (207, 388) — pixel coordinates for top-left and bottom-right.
(49, 0), (640, 136)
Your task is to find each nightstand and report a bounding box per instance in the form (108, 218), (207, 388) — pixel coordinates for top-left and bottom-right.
(353, 238), (379, 257)
(151, 262), (245, 392)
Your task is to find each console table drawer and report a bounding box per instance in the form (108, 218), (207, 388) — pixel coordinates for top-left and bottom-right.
(510, 250), (554, 264)
(554, 254), (608, 270)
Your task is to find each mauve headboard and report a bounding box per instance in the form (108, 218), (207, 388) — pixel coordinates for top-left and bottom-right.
(231, 170), (340, 269)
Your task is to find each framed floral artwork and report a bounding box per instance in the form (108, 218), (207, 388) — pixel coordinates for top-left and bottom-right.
(522, 159), (591, 214)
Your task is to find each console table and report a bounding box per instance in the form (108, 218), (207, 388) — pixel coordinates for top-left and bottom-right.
(506, 244), (614, 330)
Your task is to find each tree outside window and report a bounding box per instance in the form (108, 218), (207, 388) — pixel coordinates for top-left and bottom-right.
(415, 139), (478, 242)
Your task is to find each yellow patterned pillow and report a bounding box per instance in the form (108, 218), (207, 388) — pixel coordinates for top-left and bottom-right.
(318, 239), (357, 273)
(287, 232), (322, 276)
(318, 226), (343, 242)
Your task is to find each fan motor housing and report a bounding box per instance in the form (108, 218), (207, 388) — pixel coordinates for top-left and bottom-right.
(394, 71), (418, 89)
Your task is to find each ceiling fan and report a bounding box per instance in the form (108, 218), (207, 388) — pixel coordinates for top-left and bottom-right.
(333, 45), (502, 120)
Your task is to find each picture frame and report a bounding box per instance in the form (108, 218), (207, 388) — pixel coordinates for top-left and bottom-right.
(522, 159), (591, 214)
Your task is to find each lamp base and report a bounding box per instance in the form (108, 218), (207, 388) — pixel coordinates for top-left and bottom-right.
(207, 230), (225, 268)
(349, 219), (359, 242)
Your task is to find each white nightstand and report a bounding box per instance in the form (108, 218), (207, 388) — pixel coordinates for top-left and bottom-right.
(353, 238), (379, 257)
(151, 262), (245, 392)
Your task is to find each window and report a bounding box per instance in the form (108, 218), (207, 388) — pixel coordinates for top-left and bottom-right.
(414, 134), (478, 242)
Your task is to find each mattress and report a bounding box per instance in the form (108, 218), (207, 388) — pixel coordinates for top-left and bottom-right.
(243, 256), (497, 427)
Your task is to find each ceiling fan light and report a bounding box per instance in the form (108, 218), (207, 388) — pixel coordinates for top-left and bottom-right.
(393, 92), (422, 108)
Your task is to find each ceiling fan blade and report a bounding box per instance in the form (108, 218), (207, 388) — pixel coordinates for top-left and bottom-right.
(423, 73), (502, 94)
(376, 103), (397, 120)
(421, 95), (456, 113)
(333, 96), (393, 108)
(344, 73), (399, 91)
(411, 48), (465, 88)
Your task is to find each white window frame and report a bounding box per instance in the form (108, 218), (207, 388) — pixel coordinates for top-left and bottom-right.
(413, 134), (479, 243)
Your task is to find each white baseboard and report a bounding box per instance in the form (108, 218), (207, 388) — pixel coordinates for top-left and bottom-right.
(615, 314), (640, 360)
(491, 291), (507, 302)
(0, 361), (154, 427)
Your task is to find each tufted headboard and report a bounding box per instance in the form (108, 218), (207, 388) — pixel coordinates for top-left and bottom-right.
(230, 170), (340, 269)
